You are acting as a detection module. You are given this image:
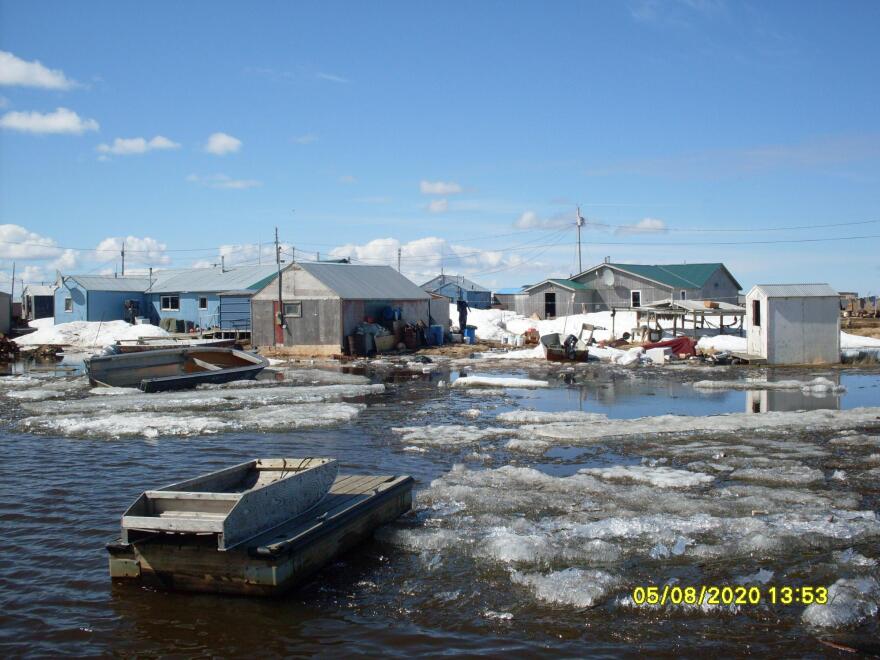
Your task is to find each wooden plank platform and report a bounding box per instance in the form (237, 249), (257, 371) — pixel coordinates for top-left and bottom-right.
(731, 352), (768, 365)
(107, 473), (413, 596)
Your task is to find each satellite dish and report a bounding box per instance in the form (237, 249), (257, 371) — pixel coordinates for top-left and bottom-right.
(602, 268), (615, 287)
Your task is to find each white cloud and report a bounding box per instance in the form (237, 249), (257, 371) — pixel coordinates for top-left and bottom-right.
(94, 236), (171, 265)
(614, 217), (668, 235)
(0, 224), (63, 259)
(316, 72), (349, 84)
(292, 133), (318, 144)
(186, 173), (262, 190)
(0, 51), (77, 89)
(420, 180), (463, 195)
(339, 175), (357, 184)
(514, 211), (541, 229)
(49, 249), (79, 271)
(328, 236), (523, 284)
(427, 199), (449, 214)
(204, 132), (242, 155)
(0, 107), (98, 134)
(96, 135), (180, 156)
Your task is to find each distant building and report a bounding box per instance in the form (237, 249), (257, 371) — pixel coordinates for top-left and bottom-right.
(251, 262), (432, 355)
(420, 274), (492, 309)
(522, 279), (592, 319)
(494, 286), (529, 315)
(21, 284), (56, 320)
(746, 284), (840, 365)
(55, 275), (150, 323)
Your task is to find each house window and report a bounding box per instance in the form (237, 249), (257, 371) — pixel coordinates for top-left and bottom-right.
(64, 297), (73, 312)
(752, 300), (761, 327)
(630, 290), (641, 308)
(680, 290), (687, 300)
(161, 295), (180, 311)
(198, 296), (208, 310)
(283, 302), (302, 317)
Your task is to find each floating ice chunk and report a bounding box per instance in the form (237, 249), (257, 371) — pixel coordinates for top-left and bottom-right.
(693, 377), (845, 393)
(734, 568), (774, 585)
(730, 465), (825, 486)
(579, 465), (714, 488)
(511, 568), (618, 608)
(833, 548), (877, 568)
(452, 376), (549, 389)
(649, 543), (670, 559)
(504, 438), (550, 453)
(461, 409), (482, 419)
(497, 410), (606, 424)
(89, 386), (141, 396)
(831, 470), (847, 481)
(802, 578), (880, 628)
(481, 610), (513, 620)
(225, 403), (363, 430)
(391, 425), (511, 446)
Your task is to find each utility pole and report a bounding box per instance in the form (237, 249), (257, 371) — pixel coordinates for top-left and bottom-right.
(121, 241), (125, 277)
(397, 247), (402, 272)
(221, 255), (226, 273)
(10, 262), (15, 305)
(576, 205), (585, 274)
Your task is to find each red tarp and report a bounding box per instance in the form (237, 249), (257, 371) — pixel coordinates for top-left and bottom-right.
(642, 336), (698, 356)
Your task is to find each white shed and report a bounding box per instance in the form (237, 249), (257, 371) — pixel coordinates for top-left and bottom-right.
(746, 284), (840, 365)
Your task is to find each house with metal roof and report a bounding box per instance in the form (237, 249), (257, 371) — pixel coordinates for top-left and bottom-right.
(521, 279), (592, 318)
(53, 265), (278, 331)
(746, 283), (840, 365)
(570, 261), (742, 312)
(251, 262), (434, 355)
(420, 274), (492, 309)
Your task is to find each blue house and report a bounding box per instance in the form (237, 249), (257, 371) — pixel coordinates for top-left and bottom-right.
(54, 265), (278, 331)
(55, 275), (151, 323)
(420, 274), (493, 309)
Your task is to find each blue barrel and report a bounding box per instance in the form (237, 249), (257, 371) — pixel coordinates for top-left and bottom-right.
(463, 327), (476, 344)
(430, 325), (444, 345)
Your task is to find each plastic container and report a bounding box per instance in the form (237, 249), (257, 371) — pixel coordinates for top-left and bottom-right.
(429, 325), (444, 346)
(463, 327), (476, 344)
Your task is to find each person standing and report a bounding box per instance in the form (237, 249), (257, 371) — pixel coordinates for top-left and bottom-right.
(456, 298), (471, 332)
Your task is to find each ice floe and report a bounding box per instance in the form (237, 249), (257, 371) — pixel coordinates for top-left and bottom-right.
(802, 577), (880, 628)
(579, 465), (714, 488)
(693, 376), (845, 393)
(511, 568), (619, 608)
(451, 375), (549, 389)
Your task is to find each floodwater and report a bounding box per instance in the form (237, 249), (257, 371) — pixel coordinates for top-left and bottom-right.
(1, 355), (879, 656)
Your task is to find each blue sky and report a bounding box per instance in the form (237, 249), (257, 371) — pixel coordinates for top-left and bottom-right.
(1, 0), (878, 295)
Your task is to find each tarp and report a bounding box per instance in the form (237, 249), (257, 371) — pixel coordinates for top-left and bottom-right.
(643, 336), (698, 356)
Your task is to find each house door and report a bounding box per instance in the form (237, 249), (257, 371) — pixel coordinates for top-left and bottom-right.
(545, 292), (556, 318)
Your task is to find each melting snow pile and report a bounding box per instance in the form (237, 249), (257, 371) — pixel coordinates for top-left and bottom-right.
(14, 320), (169, 350)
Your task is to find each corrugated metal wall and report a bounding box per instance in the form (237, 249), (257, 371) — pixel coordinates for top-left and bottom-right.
(219, 295), (253, 330)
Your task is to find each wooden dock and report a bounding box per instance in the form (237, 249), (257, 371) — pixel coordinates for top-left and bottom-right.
(107, 473), (413, 596)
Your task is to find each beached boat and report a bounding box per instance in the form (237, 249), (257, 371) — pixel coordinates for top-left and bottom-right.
(120, 458), (338, 551)
(111, 337), (236, 354)
(108, 458), (414, 595)
(540, 332), (591, 362)
(86, 346), (268, 392)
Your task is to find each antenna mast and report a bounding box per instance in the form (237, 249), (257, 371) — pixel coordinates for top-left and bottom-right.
(576, 206), (585, 274)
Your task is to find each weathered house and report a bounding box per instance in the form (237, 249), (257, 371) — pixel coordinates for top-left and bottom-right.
(421, 274), (492, 309)
(571, 262), (741, 311)
(746, 284), (840, 365)
(521, 279), (591, 319)
(21, 284), (56, 320)
(494, 287), (529, 315)
(251, 262), (432, 355)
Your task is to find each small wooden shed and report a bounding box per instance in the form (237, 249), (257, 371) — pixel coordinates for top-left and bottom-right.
(746, 284), (840, 365)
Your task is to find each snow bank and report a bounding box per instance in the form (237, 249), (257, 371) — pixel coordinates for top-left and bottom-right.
(14, 320), (169, 349)
(696, 335), (747, 353)
(841, 332), (880, 349)
(28, 317), (54, 329)
(451, 375), (549, 389)
(473, 345), (546, 360)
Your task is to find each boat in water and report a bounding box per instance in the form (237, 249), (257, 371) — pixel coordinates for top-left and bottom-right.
(110, 337), (236, 354)
(120, 458), (338, 551)
(86, 346), (268, 392)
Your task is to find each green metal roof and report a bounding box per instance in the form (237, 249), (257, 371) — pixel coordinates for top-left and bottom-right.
(608, 263), (739, 290)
